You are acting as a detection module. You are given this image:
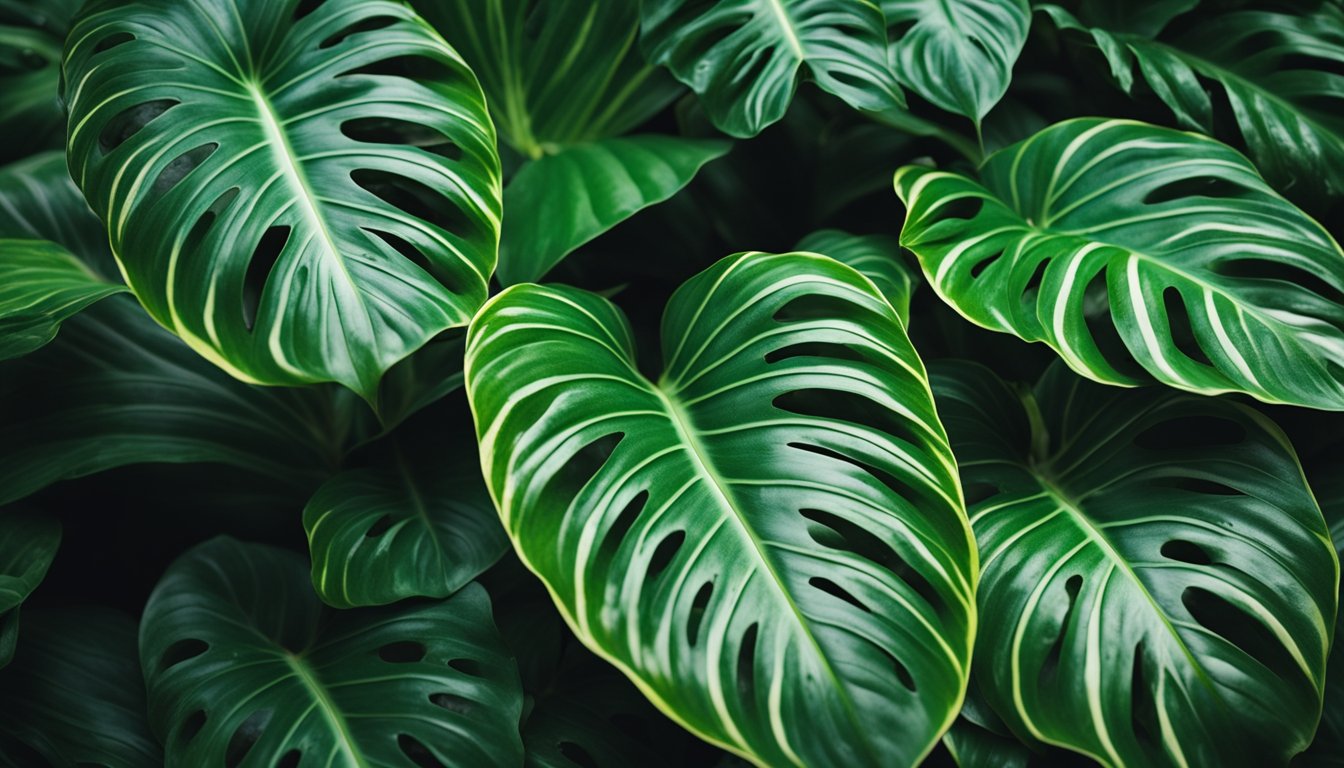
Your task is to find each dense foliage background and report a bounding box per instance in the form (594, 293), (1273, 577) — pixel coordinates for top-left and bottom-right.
(1, 0), (1343, 766)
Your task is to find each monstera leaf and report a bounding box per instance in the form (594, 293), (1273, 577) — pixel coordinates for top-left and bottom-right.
(0, 151), (116, 276)
(466, 251), (976, 766)
(0, 297), (348, 506)
(499, 136), (729, 284)
(62, 0), (502, 400)
(304, 435), (507, 608)
(896, 119), (1344, 410)
(141, 537), (524, 767)
(933, 360), (1337, 767)
(0, 0), (82, 163)
(1300, 445), (1344, 765)
(1042, 3), (1344, 204)
(640, 0), (904, 137)
(420, 0), (682, 156)
(882, 0), (1030, 124)
(0, 509), (59, 667)
(795, 229), (916, 324)
(0, 239), (127, 359)
(0, 608), (161, 767)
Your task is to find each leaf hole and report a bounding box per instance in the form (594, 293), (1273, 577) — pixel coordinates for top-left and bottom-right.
(1211, 258), (1344, 306)
(879, 645), (917, 692)
(687, 580), (714, 646)
(151, 142), (217, 196)
(319, 15), (398, 48)
(1162, 287), (1212, 366)
(969, 247), (1006, 279)
(1162, 539), (1214, 565)
(292, 0), (323, 21)
(160, 638), (208, 671)
(242, 225), (290, 332)
(447, 658), (483, 677)
(98, 99), (178, 154)
(429, 692), (473, 714)
(276, 750), (302, 768)
(764, 341), (869, 365)
(181, 187), (240, 261)
(645, 530), (686, 582)
(365, 513), (394, 538)
(595, 489), (648, 570)
(774, 390), (922, 449)
(341, 117), (463, 161)
(1041, 575), (1082, 687)
(351, 169), (473, 238)
(540, 432), (623, 520)
(94, 32), (135, 54)
(179, 709), (206, 745)
(338, 54), (455, 83)
(1182, 586), (1307, 684)
(1152, 476), (1242, 496)
(736, 623), (759, 705)
(1081, 268), (1147, 379)
(809, 576), (870, 613)
(939, 196), (984, 221)
(1143, 176), (1250, 205)
(224, 709), (271, 768)
(398, 734), (445, 768)
(378, 640), (427, 663)
(962, 481), (999, 507)
(772, 292), (869, 323)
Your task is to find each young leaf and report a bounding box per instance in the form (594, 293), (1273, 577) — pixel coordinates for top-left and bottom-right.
(0, 509), (59, 667)
(933, 360), (1337, 766)
(0, 608), (161, 767)
(304, 439), (508, 609)
(141, 537), (525, 766)
(0, 239), (127, 360)
(62, 0), (502, 400)
(466, 251), (976, 766)
(640, 0), (905, 137)
(883, 0), (1030, 124)
(896, 118), (1344, 410)
(1041, 3), (1344, 205)
(499, 136), (730, 284)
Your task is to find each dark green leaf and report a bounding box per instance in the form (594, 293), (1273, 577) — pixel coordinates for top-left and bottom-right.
(795, 229), (916, 324)
(0, 238), (127, 360)
(0, 150), (115, 275)
(142, 536), (525, 767)
(0, 508), (58, 667)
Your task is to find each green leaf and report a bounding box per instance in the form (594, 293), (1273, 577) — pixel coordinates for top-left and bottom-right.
(466, 251), (976, 766)
(933, 360), (1337, 766)
(795, 229), (916, 324)
(1042, 3), (1344, 204)
(304, 439), (508, 608)
(0, 151), (116, 275)
(499, 136), (730, 285)
(0, 239), (127, 360)
(419, 0), (683, 157)
(62, 0), (502, 400)
(0, 296), (347, 506)
(883, 0), (1030, 123)
(0, 0), (81, 163)
(142, 536), (525, 767)
(369, 332), (467, 434)
(895, 118), (1344, 410)
(0, 509), (59, 668)
(0, 607), (161, 767)
(1300, 451), (1344, 765)
(641, 0), (905, 138)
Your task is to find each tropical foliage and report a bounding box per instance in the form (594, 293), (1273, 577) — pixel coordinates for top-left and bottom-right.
(1, 0), (1342, 766)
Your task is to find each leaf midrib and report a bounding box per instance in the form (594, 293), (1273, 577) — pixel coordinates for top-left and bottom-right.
(282, 651), (371, 768)
(651, 382), (875, 764)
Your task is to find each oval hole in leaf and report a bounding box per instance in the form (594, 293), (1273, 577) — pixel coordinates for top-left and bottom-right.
(398, 733), (446, 768)
(224, 708), (271, 768)
(159, 638), (209, 672)
(377, 640), (427, 663)
(98, 99), (178, 154)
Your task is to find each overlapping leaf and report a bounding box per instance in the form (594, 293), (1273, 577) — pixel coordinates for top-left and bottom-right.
(0, 0), (82, 163)
(0, 608), (161, 767)
(0, 509), (58, 667)
(62, 0), (502, 399)
(897, 118), (1344, 409)
(883, 0), (1029, 123)
(1042, 3), (1344, 204)
(933, 360), (1337, 766)
(795, 229), (915, 324)
(0, 239), (127, 359)
(641, 0), (904, 137)
(142, 537), (524, 767)
(467, 251), (976, 766)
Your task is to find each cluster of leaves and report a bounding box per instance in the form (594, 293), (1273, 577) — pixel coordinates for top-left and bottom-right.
(1, 0), (1343, 766)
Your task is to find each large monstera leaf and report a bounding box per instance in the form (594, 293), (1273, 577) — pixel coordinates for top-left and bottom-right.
(62, 0), (502, 400)
(1042, 3), (1344, 205)
(896, 118), (1344, 410)
(0, 608), (161, 767)
(882, 0), (1029, 124)
(933, 361), (1337, 767)
(466, 251), (976, 766)
(142, 537), (524, 767)
(640, 0), (904, 138)
(0, 509), (59, 668)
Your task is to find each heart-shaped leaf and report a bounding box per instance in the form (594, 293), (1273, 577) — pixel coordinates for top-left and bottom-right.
(0, 509), (59, 667)
(0, 607), (161, 767)
(466, 251), (976, 766)
(640, 0), (904, 137)
(142, 536), (525, 767)
(62, 0), (502, 399)
(933, 360), (1337, 766)
(883, 0), (1030, 123)
(896, 118), (1344, 410)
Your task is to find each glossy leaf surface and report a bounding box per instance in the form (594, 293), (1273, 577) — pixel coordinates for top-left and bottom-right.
(467, 251), (976, 766)
(63, 0), (502, 399)
(897, 118), (1344, 409)
(795, 229), (915, 324)
(934, 361), (1337, 767)
(0, 238), (127, 360)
